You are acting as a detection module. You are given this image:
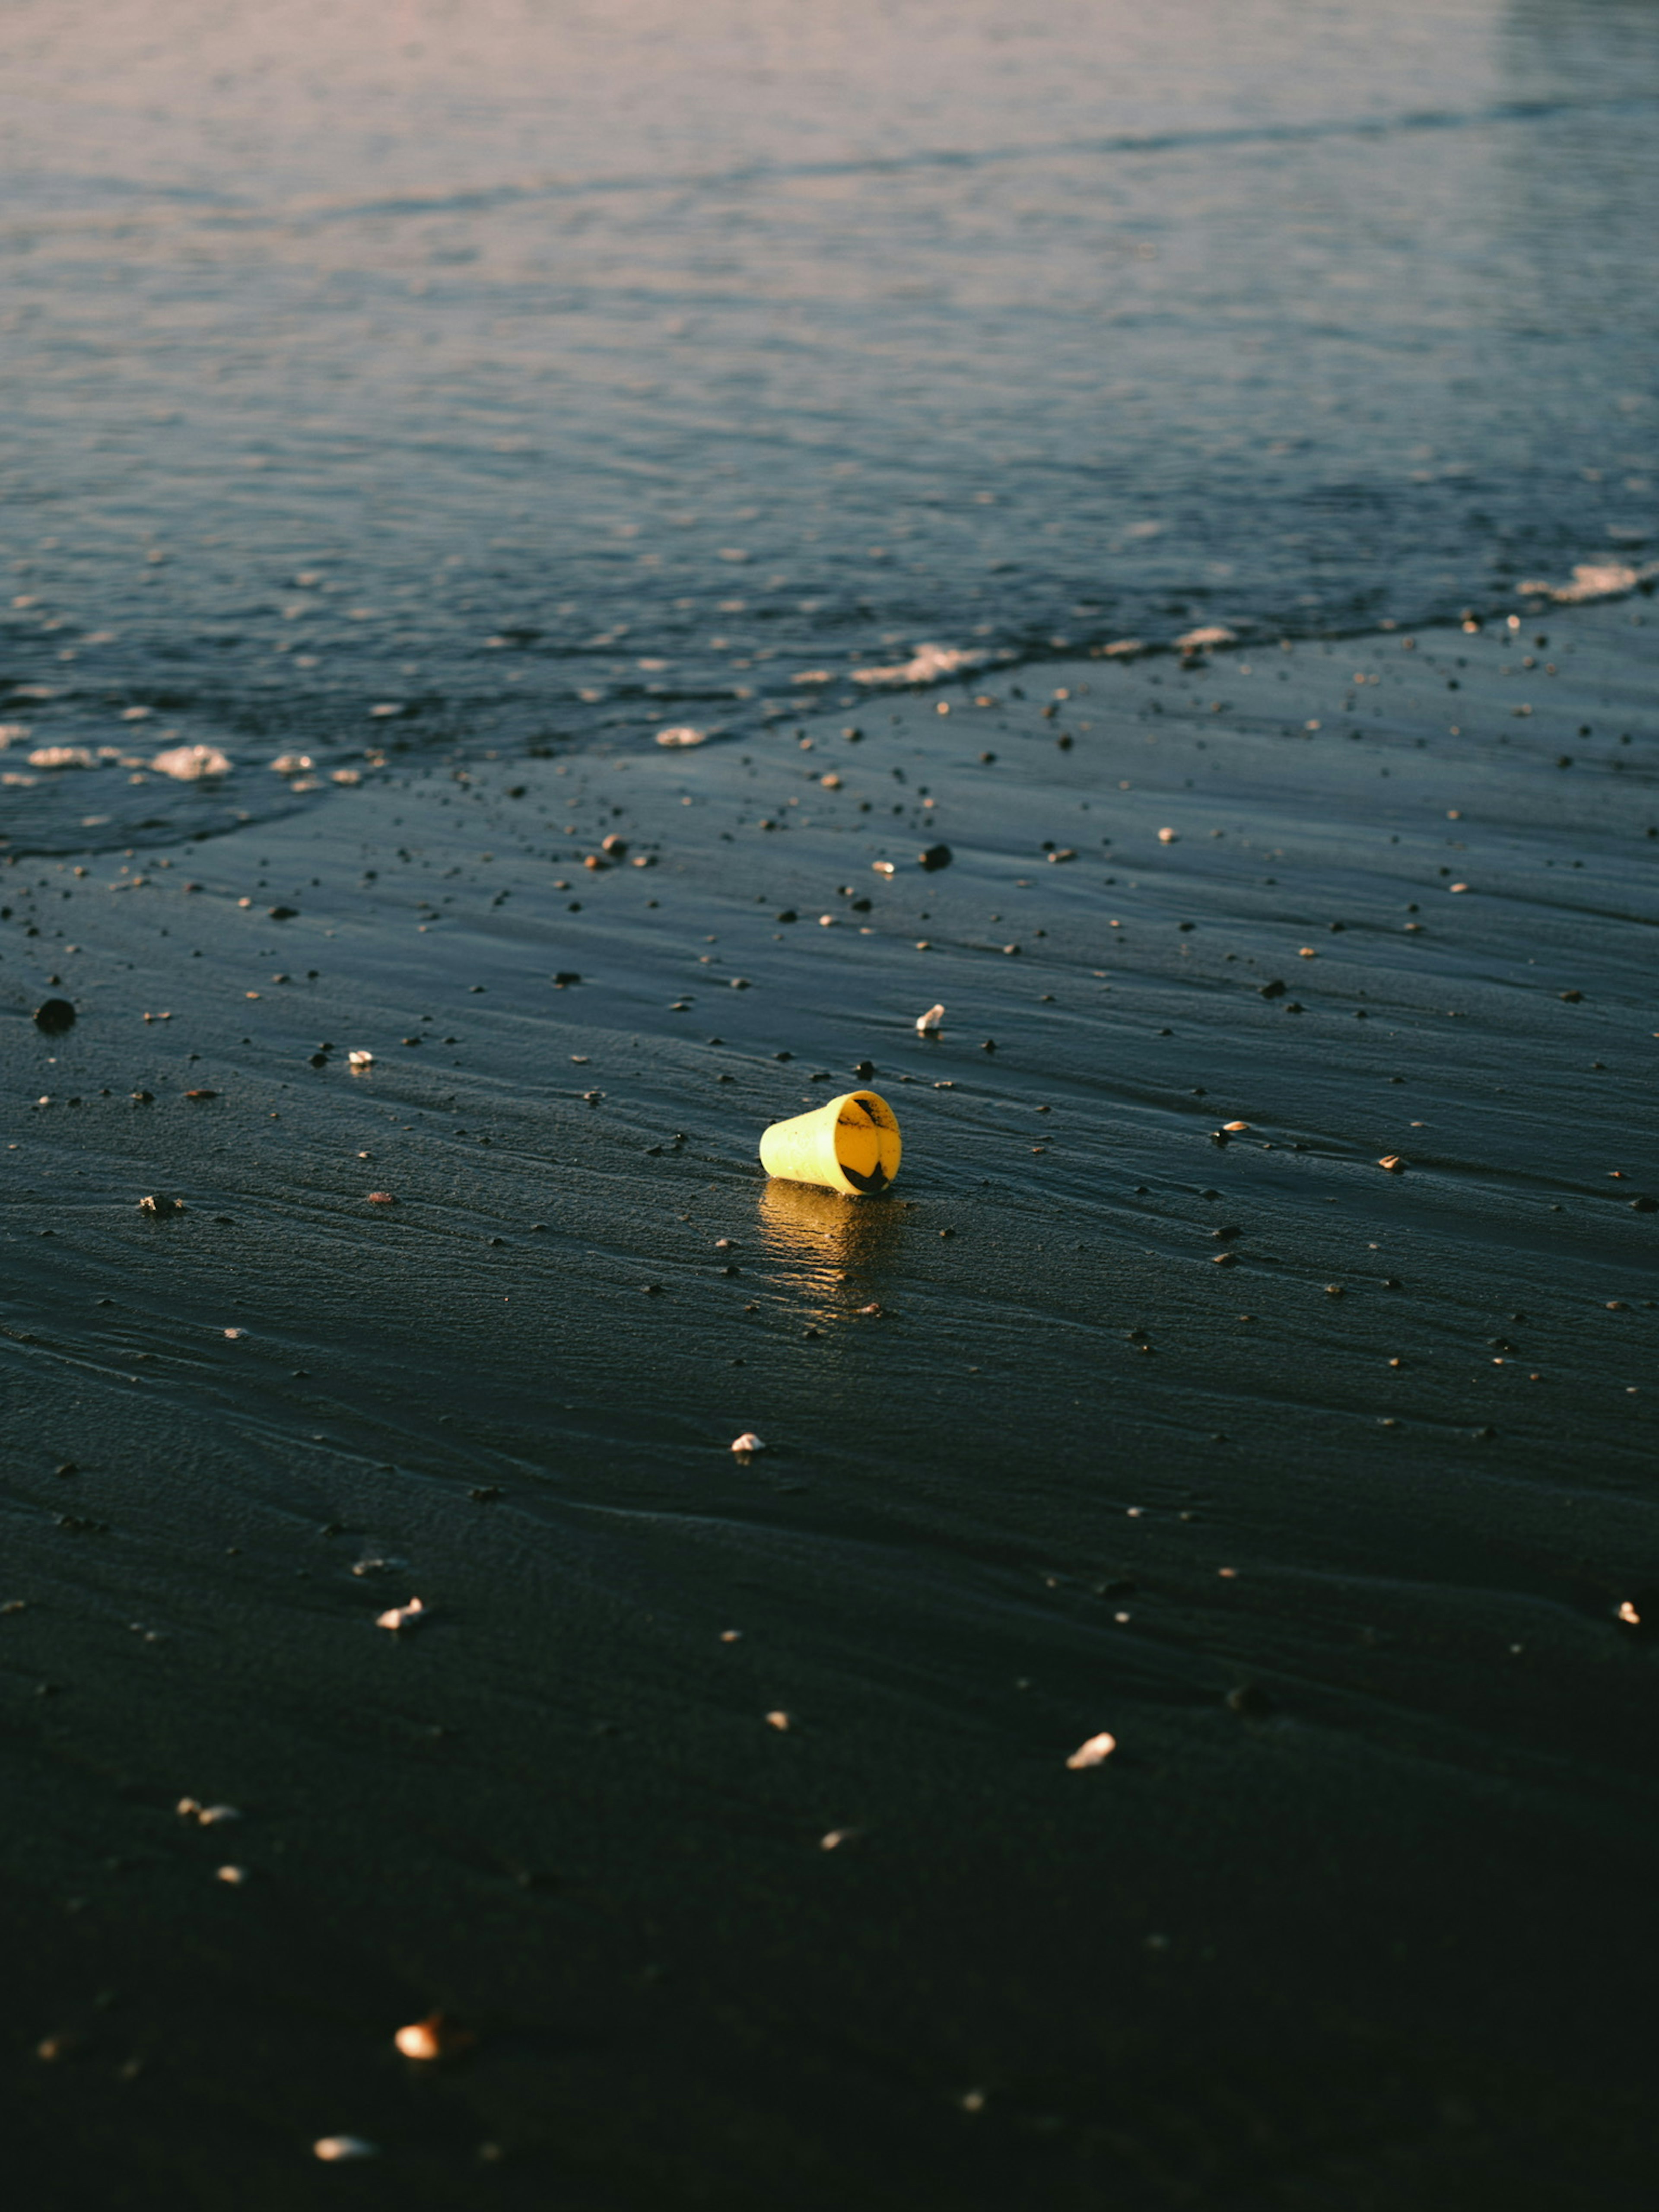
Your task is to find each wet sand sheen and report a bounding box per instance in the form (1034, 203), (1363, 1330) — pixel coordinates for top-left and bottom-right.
(2, 599), (1657, 2205)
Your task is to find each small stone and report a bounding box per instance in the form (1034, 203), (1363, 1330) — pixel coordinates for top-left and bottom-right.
(137, 1195), (185, 1217)
(33, 998), (76, 1034)
(731, 1432), (765, 1454)
(1225, 1683), (1274, 1716)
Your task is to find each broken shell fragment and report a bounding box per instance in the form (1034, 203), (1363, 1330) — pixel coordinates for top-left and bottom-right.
(765, 1710), (792, 1732)
(731, 1432), (765, 1455)
(394, 2012), (474, 2062)
(1157, 827), (1178, 844)
(366, 1191), (397, 1205)
(376, 1597), (426, 1631)
(916, 1003), (945, 1035)
(1065, 1731), (1118, 1770)
(177, 1797), (242, 1825)
(655, 724), (707, 748)
(313, 2137), (379, 2163)
(347, 1049), (374, 1068)
(1378, 1154), (1406, 1173)
(1222, 1120), (1249, 1133)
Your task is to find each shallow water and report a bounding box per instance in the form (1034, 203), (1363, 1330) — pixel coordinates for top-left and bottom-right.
(2, 0), (1656, 852)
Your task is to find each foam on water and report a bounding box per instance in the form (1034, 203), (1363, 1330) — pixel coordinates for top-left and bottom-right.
(1, 0), (1656, 852)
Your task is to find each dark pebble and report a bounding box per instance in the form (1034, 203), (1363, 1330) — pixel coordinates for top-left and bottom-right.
(1226, 1683), (1275, 1717)
(33, 998), (76, 1034)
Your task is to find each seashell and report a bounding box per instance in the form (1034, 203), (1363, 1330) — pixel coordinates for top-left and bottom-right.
(1157, 826), (1178, 844)
(1223, 1120), (1249, 1133)
(215, 1864), (248, 1884)
(150, 743), (231, 780)
(915, 1004), (945, 1035)
(376, 1597), (426, 1631)
(1065, 1730), (1118, 1770)
(765, 1710), (792, 1731)
(731, 1432), (765, 1455)
(1618, 1600), (1641, 1627)
(347, 1049), (374, 1068)
(655, 724), (707, 748)
(394, 2012), (474, 2062)
(1378, 1155), (1406, 1173)
(313, 2137), (378, 2162)
(223, 1327), (247, 1339)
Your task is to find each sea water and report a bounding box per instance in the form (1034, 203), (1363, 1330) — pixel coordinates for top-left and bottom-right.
(1, 0), (1655, 852)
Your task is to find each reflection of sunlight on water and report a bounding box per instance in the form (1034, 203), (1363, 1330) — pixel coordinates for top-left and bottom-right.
(755, 1180), (908, 1327)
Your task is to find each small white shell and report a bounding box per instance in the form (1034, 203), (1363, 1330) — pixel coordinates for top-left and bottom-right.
(1065, 1730), (1118, 1770)
(216, 1864), (248, 1884)
(731, 1432), (765, 1455)
(376, 1597), (426, 1632)
(347, 1049), (375, 1068)
(655, 724), (707, 748)
(313, 2136), (378, 2162)
(394, 2018), (443, 2061)
(915, 1003), (945, 1035)
(1157, 826), (1178, 844)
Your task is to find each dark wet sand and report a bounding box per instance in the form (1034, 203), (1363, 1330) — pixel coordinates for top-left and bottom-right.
(3, 602), (1657, 2207)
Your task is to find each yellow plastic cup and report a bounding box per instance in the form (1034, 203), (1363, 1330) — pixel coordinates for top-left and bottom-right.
(758, 1090), (902, 1197)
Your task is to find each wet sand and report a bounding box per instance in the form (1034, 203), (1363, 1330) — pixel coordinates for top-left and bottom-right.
(3, 600), (1657, 2206)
